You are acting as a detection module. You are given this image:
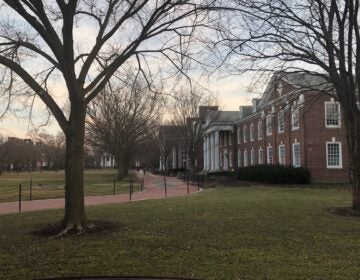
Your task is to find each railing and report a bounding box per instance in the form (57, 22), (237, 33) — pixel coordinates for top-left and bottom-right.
(0, 176), (145, 212)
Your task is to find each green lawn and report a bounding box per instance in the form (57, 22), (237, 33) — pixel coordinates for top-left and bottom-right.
(0, 169), (140, 202)
(0, 186), (359, 279)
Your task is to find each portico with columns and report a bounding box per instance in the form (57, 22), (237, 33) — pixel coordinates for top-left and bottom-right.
(203, 124), (236, 172)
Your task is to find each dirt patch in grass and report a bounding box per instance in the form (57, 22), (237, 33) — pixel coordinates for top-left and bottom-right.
(30, 220), (120, 238)
(328, 207), (360, 217)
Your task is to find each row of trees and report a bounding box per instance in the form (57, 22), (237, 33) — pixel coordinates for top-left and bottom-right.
(0, 132), (65, 174)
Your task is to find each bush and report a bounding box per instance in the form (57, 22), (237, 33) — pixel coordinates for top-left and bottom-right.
(237, 165), (310, 184)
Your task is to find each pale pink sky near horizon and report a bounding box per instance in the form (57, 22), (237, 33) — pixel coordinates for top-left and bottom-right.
(0, 74), (259, 139)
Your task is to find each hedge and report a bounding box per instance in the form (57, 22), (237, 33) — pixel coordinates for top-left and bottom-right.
(237, 164), (311, 184)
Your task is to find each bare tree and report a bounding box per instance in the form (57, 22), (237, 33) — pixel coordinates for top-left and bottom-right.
(36, 131), (65, 171)
(171, 89), (217, 174)
(86, 81), (163, 180)
(217, 0), (360, 209)
(0, 1), (222, 233)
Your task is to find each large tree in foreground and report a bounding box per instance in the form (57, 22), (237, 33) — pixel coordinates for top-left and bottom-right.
(219, 0), (360, 209)
(0, 0), (220, 233)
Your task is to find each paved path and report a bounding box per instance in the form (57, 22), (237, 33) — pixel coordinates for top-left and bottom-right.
(0, 172), (201, 215)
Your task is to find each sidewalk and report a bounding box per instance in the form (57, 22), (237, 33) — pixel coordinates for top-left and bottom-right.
(0, 172), (201, 215)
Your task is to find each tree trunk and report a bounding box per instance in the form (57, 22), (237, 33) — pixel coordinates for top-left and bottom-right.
(116, 160), (123, 180)
(62, 104), (87, 231)
(343, 107), (360, 210)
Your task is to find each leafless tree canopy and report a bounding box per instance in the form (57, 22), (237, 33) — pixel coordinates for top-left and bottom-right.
(172, 89), (217, 173)
(86, 79), (163, 179)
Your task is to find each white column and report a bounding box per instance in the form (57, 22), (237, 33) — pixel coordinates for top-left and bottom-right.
(215, 130), (220, 170)
(210, 133), (215, 171)
(224, 150), (229, 170)
(207, 136), (211, 170)
(203, 139), (207, 171)
(178, 145), (182, 168)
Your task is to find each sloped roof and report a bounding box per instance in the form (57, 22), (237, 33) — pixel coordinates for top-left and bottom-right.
(282, 72), (332, 91)
(258, 72), (333, 107)
(208, 111), (239, 123)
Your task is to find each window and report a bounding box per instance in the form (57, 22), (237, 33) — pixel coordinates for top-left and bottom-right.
(258, 120), (263, 140)
(278, 144), (286, 165)
(229, 150), (233, 167)
(266, 115), (273, 136)
(267, 146), (273, 164)
(238, 149), (241, 167)
(237, 128), (241, 144)
(220, 153), (224, 168)
(243, 125), (247, 143)
(258, 148), (264, 165)
(250, 123), (255, 141)
(325, 101), (341, 128)
(278, 110), (285, 133)
(292, 143), (301, 167)
(244, 149), (248, 167)
(292, 107), (299, 130)
(229, 133), (232, 146)
(326, 142), (342, 168)
(250, 149), (255, 166)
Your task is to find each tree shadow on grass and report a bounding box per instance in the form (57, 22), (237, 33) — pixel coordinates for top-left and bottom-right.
(30, 220), (120, 238)
(328, 207), (360, 217)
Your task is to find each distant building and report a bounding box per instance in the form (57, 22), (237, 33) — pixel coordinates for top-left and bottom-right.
(100, 152), (115, 168)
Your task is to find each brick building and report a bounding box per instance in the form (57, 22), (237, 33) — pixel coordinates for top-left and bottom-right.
(203, 72), (350, 183)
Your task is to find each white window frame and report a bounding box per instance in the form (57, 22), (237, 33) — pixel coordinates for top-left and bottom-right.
(243, 125), (247, 143)
(278, 144), (286, 165)
(325, 101), (341, 128)
(267, 146), (273, 165)
(238, 149), (241, 167)
(326, 142), (343, 169)
(258, 147), (264, 165)
(291, 107), (300, 130)
(278, 110), (285, 133)
(244, 149), (248, 167)
(250, 148), (256, 166)
(292, 143), (301, 167)
(258, 120), (263, 140)
(237, 127), (241, 144)
(250, 149), (255, 166)
(250, 123), (255, 141)
(266, 115), (273, 136)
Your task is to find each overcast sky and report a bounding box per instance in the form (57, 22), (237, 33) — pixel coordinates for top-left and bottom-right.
(0, 2), (264, 139)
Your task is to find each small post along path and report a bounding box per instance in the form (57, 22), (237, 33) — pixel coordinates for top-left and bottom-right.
(0, 171), (201, 215)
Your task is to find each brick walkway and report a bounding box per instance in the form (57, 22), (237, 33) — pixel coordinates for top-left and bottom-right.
(0, 172), (201, 215)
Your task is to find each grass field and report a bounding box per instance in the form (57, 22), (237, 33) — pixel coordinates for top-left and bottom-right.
(0, 169), (141, 202)
(0, 186), (359, 279)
